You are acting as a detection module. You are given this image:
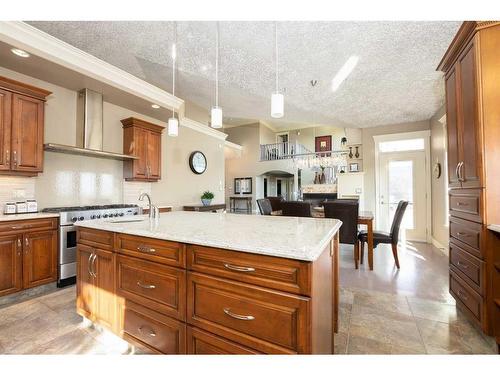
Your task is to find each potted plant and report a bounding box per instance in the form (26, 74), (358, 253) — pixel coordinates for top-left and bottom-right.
(201, 191), (214, 206)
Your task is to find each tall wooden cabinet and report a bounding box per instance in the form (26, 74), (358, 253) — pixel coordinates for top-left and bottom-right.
(0, 76), (51, 177)
(0, 218), (58, 297)
(438, 21), (500, 350)
(121, 117), (164, 182)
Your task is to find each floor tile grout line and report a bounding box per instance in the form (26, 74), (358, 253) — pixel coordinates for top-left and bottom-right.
(406, 295), (429, 354)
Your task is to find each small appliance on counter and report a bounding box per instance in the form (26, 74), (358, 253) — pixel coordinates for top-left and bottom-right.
(4, 202), (16, 214)
(26, 199), (38, 213)
(15, 201), (28, 213)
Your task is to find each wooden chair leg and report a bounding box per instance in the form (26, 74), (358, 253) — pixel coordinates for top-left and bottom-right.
(360, 241), (365, 264)
(354, 241), (359, 269)
(391, 242), (400, 269)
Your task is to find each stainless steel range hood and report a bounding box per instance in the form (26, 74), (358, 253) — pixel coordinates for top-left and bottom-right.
(44, 89), (138, 161)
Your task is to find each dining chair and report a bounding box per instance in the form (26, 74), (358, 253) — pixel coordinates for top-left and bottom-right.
(281, 201), (312, 217)
(256, 199), (273, 215)
(358, 200), (408, 269)
(323, 199), (361, 269)
(267, 196), (285, 212)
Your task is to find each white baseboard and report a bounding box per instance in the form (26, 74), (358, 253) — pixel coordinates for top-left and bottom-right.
(432, 237), (449, 256)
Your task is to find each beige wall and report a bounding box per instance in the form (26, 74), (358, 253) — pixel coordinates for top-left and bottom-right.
(430, 106), (449, 248)
(0, 66), (224, 210)
(361, 120), (431, 214)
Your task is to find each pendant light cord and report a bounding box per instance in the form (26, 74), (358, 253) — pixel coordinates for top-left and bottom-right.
(172, 22), (177, 117)
(275, 22), (279, 94)
(215, 22), (219, 108)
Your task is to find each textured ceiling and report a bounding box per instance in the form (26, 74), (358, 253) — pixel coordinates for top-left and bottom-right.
(27, 21), (460, 129)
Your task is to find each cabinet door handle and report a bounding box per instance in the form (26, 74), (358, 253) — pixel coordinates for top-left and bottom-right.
(224, 263), (256, 272)
(12, 150), (17, 167)
(137, 245), (156, 253)
(457, 290), (468, 301)
(456, 260), (468, 269)
(87, 253), (94, 277)
(91, 254), (97, 277)
(458, 161), (465, 182)
(138, 325), (156, 337)
(455, 163), (460, 181)
(17, 238), (22, 248)
(137, 281), (156, 289)
(223, 307), (255, 321)
(5, 149), (9, 166)
(25, 237), (29, 247)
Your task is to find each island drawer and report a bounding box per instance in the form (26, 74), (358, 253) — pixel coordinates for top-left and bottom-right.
(116, 255), (186, 321)
(450, 270), (483, 324)
(187, 272), (310, 354)
(118, 300), (186, 354)
(449, 189), (482, 223)
(187, 326), (261, 354)
(116, 234), (185, 268)
(449, 217), (483, 256)
(187, 244), (311, 295)
(449, 242), (485, 294)
(0, 218), (57, 234)
(77, 227), (114, 250)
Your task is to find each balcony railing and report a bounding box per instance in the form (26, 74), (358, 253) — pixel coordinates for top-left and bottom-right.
(260, 142), (313, 161)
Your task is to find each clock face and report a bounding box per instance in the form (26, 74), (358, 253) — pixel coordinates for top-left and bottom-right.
(189, 151), (207, 174)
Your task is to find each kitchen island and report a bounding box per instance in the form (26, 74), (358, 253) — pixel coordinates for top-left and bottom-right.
(75, 211), (342, 354)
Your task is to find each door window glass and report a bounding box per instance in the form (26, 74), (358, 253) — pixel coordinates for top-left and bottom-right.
(388, 160), (414, 229)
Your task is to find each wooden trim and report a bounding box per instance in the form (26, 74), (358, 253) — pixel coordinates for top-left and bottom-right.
(437, 22), (478, 72)
(121, 117), (164, 133)
(0, 75), (51, 100)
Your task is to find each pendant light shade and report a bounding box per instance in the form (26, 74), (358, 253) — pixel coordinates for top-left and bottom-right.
(271, 92), (284, 118)
(168, 117), (178, 137)
(211, 22), (223, 129)
(211, 106), (223, 128)
(271, 22), (284, 119)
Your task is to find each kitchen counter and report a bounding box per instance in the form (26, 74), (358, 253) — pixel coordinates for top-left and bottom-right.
(75, 211), (342, 261)
(0, 212), (60, 222)
(488, 224), (500, 234)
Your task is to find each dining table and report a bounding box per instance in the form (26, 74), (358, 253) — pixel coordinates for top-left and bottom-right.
(312, 207), (375, 270)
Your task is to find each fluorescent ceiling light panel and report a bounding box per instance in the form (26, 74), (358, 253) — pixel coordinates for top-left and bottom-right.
(331, 56), (359, 92)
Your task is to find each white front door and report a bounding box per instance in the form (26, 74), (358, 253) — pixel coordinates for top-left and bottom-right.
(378, 151), (427, 242)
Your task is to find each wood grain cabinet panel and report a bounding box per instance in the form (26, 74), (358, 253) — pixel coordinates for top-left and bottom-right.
(116, 234), (185, 268)
(449, 189), (482, 223)
(450, 270), (483, 325)
(449, 241), (485, 294)
(116, 254), (186, 321)
(0, 88), (12, 171)
(187, 244), (311, 296)
(22, 230), (57, 289)
(187, 326), (260, 354)
(0, 217), (57, 235)
(118, 300), (186, 354)
(187, 272), (311, 354)
(77, 227), (114, 250)
(445, 68), (461, 188)
(122, 117), (164, 182)
(0, 234), (22, 297)
(449, 216), (483, 255)
(76, 244), (95, 319)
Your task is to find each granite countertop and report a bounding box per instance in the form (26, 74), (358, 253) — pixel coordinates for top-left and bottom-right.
(75, 211), (342, 262)
(0, 212), (60, 222)
(487, 224), (500, 234)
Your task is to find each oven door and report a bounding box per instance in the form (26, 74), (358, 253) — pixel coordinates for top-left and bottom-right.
(60, 225), (77, 265)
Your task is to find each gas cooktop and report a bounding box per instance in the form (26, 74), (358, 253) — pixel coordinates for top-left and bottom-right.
(42, 204), (139, 213)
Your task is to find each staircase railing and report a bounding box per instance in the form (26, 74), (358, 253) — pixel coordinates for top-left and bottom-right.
(260, 142), (313, 161)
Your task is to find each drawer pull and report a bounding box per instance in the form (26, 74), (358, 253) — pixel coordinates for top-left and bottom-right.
(137, 245), (156, 253)
(11, 225), (25, 230)
(138, 325), (156, 337)
(456, 261), (468, 269)
(457, 290), (468, 301)
(224, 263), (256, 272)
(456, 202), (469, 207)
(456, 232), (470, 237)
(223, 307), (255, 321)
(137, 281), (156, 289)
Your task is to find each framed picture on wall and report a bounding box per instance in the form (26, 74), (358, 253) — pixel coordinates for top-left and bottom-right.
(349, 163), (359, 172)
(234, 177), (252, 194)
(315, 135), (332, 156)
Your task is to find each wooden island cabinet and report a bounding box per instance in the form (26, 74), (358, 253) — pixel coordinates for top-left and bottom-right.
(76, 220), (340, 354)
(438, 21), (500, 350)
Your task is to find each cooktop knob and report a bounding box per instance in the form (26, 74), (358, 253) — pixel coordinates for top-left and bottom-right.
(103, 214), (109, 218)
(78, 216), (84, 221)
(119, 212), (124, 217)
(90, 215), (96, 220)
(71, 217), (78, 223)
(96, 214), (101, 219)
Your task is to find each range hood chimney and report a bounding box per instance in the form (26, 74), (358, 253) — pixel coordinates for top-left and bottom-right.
(44, 89), (138, 161)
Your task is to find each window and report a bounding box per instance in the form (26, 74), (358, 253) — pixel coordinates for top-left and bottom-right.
(379, 138), (424, 153)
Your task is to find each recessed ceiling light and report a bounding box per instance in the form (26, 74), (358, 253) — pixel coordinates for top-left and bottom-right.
(151, 104), (160, 109)
(331, 56), (359, 92)
(11, 48), (30, 58)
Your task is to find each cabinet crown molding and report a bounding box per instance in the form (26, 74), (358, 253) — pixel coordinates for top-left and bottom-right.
(0, 75), (52, 100)
(121, 117), (164, 133)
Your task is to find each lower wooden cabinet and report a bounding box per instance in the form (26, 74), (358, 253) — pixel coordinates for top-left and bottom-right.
(187, 326), (260, 354)
(0, 218), (58, 297)
(76, 244), (115, 331)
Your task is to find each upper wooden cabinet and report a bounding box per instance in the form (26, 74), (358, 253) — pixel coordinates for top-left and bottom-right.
(0, 76), (51, 177)
(122, 117), (164, 181)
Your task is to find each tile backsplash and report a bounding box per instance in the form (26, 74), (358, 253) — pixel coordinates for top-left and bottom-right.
(0, 176), (36, 210)
(123, 181), (152, 208)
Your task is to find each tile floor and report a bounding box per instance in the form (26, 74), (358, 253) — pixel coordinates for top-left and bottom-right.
(0, 240), (496, 354)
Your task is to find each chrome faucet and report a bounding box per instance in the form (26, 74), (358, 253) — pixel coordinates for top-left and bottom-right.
(138, 192), (159, 219)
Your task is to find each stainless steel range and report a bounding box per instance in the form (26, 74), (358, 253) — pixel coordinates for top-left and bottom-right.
(42, 204), (142, 287)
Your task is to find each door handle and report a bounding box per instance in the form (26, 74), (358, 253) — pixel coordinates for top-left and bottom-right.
(91, 253), (97, 277)
(87, 253), (94, 277)
(137, 281), (156, 289)
(137, 245), (156, 253)
(223, 263), (256, 272)
(12, 150), (17, 167)
(457, 161), (465, 182)
(5, 149), (9, 166)
(223, 308), (255, 321)
(25, 237), (29, 247)
(455, 162), (460, 181)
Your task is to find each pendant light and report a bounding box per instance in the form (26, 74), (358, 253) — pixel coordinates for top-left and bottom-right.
(271, 22), (284, 118)
(168, 22), (179, 137)
(211, 22), (223, 128)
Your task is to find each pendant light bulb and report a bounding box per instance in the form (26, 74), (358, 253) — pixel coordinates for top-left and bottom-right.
(168, 117), (178, 137)
(211, 106), (223, 128)
(271, 22), (284, 119)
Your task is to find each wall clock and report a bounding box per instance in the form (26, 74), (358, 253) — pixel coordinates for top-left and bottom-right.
(189, 151), (207, 174)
